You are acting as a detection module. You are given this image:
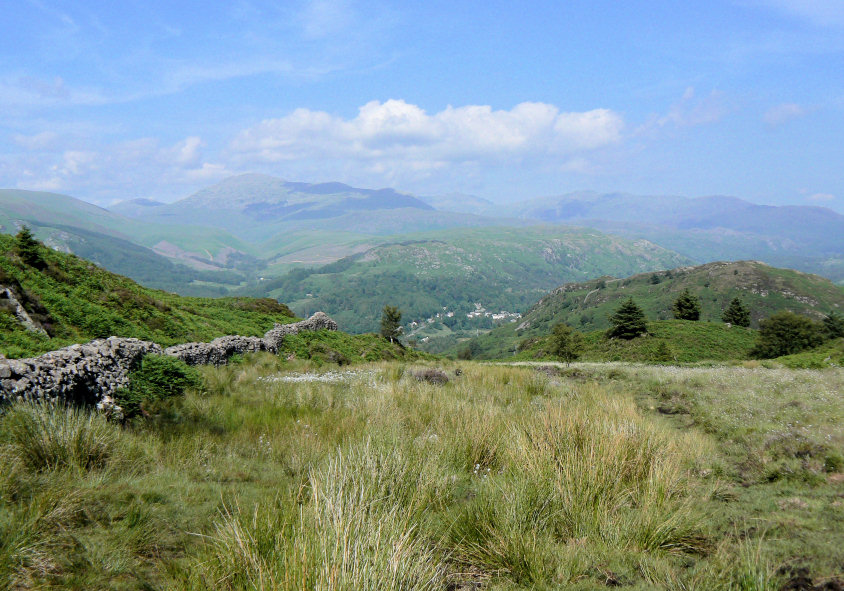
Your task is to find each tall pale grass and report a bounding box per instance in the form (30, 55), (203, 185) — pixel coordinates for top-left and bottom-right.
(186, 442), (447, 591)
(3, 401), (118, 472)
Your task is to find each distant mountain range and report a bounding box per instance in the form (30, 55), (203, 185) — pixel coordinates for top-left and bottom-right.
(2, 173), (843, 336)
(110, 173), (507, 242)
(538, 193), (844, 280)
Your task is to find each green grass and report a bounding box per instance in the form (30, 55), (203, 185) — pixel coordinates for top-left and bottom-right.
(0, 234), (297, 358)
(2, 355), (841, 589)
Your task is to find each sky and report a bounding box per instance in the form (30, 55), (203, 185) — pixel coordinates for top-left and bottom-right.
(2, 0), (844, 212)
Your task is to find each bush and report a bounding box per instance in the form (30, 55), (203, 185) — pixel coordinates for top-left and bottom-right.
(412, 368), (450, 385)
(115, 355), (203, 419)
(751, 311), (824, 359)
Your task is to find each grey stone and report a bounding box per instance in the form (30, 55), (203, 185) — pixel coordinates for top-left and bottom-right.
(0, 313), (338, 414)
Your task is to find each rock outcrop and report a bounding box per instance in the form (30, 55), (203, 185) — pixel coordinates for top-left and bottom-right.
(0, 286), (48, 336)
(0, 312), (338, 409)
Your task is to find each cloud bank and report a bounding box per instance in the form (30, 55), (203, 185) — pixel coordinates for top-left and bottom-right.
(230, 100), (624, 174)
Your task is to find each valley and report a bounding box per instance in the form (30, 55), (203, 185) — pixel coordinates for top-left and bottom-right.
(0, 205), (843, 590)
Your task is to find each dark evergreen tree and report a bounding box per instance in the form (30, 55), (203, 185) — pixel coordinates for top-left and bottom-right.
(607, 297), (647, 339)
(722, 297), (751, 327)
(751, 311), (824, 358)
(14, 226), (45, 269)
(379, 305), (402, 342)
(549, 322), (582, 365)
(672, 289), (701, 321)
(823, 312), (844, 339)
(649, 273), (661, 284)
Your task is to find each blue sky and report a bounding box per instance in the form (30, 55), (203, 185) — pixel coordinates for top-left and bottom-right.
(2, 0), (844, 212)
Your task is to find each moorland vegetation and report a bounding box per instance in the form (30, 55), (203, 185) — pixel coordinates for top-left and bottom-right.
(1, 356), (842, 589)
(1, 231), (843, 590)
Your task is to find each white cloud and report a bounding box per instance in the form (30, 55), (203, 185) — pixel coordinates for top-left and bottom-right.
(299, 0), (355, 39)
(230, 99), (624, 174)
(6, 135), (231, 204)
(764, 103), (805, 127)
(12, 131), (61, 150)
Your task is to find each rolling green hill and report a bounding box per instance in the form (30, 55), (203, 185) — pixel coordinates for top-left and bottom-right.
(240, 226), (692, 336)
(0, 189), (258, 293)
(460, 260), (844, 359)
(0, 233), (419, 363)
(0, 233), (297, 358)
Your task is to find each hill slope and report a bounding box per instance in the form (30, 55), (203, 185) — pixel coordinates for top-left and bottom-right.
(462, 260), (844, 359)
(0, 189), (257, 293)
(241, 226), (692, 335)
(0, 233), (300, 358)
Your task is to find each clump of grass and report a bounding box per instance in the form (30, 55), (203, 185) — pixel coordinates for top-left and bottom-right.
(187, 442), (448, 590)
(2, 401), (118, 472)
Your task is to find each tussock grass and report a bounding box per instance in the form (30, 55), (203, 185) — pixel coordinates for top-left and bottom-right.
(3, 401), (118, 472)
(1, 354), (841, 588)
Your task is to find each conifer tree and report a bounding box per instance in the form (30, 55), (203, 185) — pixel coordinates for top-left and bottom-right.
(672, 289), (701, 321)
(607, 297), (647, 339)
(379, 305), (402, 343)
(722, 297), (751, 327)
(14, 226), (45, 269)
(654, 340), (673, 362)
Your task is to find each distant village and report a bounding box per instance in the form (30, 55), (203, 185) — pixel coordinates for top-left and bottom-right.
(408, 303), (521, 343)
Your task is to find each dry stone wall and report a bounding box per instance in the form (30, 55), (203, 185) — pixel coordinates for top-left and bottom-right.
(0, 312), (338, 408)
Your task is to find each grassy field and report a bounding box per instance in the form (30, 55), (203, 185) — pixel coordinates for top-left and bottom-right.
(1, 355), (841, 590)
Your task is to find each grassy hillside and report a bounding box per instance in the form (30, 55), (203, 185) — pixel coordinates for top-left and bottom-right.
(242, 226), (691, 335)
(510, 320), (758, 363)
(460, 261), (844, 360)
(1, 358), (841, 588)
(0, 233), (300, 358)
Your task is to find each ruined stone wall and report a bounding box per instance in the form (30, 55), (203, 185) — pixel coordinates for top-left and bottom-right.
(0, 312), (338, 408)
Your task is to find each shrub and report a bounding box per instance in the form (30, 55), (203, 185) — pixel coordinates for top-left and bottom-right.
(412, 368), (450, 385)
(115, 354), (203, 418)
(751, 311), (824, 359)
(823, 312), (844, 339)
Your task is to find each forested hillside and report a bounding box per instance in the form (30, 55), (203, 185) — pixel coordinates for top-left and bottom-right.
(241, 226), (691, 335)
